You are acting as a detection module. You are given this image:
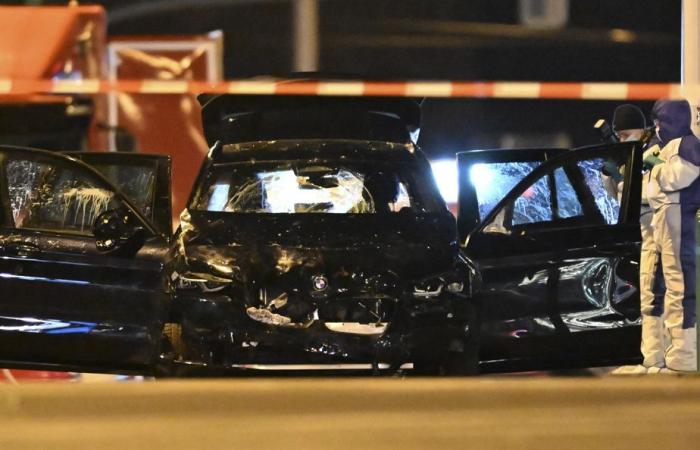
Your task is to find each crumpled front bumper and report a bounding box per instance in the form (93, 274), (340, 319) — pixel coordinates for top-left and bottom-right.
(170, 290), (471, 370)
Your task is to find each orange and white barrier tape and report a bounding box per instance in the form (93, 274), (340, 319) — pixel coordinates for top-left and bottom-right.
(0, 79), (685, 100)
(1, 369), (17, 384)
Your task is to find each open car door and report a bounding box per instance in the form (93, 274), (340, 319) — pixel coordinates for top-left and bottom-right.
(0, 147), (171, 374)
(458, 142), (643, 372)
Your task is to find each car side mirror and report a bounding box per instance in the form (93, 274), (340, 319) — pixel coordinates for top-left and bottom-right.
(93, 208), (146, 256)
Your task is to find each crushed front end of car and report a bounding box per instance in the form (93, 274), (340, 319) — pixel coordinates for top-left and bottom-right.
(162, 141), (480, 375)
(166, 210), (478, 374)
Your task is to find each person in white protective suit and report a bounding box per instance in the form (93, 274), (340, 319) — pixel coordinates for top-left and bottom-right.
(642, 99), (700, 373)
(609, 105), (665, 375)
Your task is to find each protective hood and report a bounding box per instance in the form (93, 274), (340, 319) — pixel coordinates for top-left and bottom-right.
(652, 99), (693, 146)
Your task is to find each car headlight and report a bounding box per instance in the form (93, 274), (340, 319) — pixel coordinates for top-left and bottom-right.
(413, 275), (465, 298)
(413, 276), (444, 298)
(171, 271), (231, 293)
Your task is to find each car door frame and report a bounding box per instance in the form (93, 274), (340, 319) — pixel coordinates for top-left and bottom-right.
(0, 146), (171, 374)
(458, 142), (644, 371)
(463, 143), (643, 243)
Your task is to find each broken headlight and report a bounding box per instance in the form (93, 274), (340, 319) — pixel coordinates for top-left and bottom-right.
(171, 271), (231, 293)
(413, 274), (464, 298)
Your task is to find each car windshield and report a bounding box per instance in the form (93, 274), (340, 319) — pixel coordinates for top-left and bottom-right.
(191, 161), (442, 214)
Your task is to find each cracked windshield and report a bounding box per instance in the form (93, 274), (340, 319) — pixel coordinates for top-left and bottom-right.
(193, 162), (436, 214)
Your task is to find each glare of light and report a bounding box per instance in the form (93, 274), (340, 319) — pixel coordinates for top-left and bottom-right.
(208, 183), (230, 210)
(469, 163), (494, 189)
(430, 159), (458, 204)
(609, 29), (636, 43)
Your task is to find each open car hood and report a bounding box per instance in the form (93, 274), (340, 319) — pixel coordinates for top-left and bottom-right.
(197, 94), (421, 146)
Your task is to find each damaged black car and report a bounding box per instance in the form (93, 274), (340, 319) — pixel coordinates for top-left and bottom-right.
(167, 95), (479, 374)
(0, 96), (479, 375)
(168, 139), (477, 374)
(0, 95), (645, 376)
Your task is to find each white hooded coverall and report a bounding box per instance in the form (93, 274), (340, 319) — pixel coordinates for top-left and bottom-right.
(644, 99), (700, 371)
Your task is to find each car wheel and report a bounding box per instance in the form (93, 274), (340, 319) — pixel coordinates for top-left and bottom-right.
(413, 338), (479, 376)
(413, 300), (481, 376)
(444, 337), (480, 375)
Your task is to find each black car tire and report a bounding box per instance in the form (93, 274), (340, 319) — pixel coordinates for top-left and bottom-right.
(413, 338), (479, 376)
(445, 336), (480, 375)
(413, 300), (481, 376)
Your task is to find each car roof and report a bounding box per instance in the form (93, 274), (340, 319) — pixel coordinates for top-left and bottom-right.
(213, 139), (421, 164)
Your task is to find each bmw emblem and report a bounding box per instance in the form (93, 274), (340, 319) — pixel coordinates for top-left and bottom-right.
(312, 275), (329, 292)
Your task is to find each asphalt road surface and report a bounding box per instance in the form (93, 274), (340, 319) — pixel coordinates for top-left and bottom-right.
(1, 376), (699, 449)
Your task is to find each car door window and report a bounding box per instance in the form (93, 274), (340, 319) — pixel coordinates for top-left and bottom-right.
(577, 158), (621, 225)
(5, 156), (120, 235)
(512, 175), (552, 225)
(64, 153), (173, 237)
(86, 163), (156, 219)
(471, 161), (543, 220)
(483, 151), (628, 233)
(554, 167), (584, 218)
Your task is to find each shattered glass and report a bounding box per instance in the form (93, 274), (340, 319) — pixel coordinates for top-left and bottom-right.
(470, 161), (541, 220)
(554, 167), (583, 218)
(7, 158), (117, 234)
(513, 175), (552, 224)
(195, 162), (430, 214)
(577, 158), (620, 225)
(88, 164), (156, 218)
(481, 154), (624, 232)
(257, 169), (371, 213)
(7, 159), (43, 226)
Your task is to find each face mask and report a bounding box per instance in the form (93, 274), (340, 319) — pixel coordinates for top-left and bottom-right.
(620, 133), (641, 142)
(617, 130), (643, 142)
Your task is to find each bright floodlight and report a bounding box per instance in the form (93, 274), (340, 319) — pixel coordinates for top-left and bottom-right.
(429, 159), (458, 204)
(469, 163), (493, 189)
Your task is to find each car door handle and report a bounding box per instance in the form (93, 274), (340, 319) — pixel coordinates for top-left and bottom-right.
(0, 242), (41, 257)
(593, 242), (629, 255)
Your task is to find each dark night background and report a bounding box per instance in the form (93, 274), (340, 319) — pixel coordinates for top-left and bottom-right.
(3, 0), (683, 157)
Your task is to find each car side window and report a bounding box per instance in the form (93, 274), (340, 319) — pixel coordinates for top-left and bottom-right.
(5, 156), (121, 236)
(484, 153), (624, 233)
(554, 167), (584, 218)
(470, 161), (542, 221)
(512, 175), (552, 225)
(577, 158), (621, 225)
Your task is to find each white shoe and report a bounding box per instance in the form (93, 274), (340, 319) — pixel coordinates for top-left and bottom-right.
(611, 365), (651, 375)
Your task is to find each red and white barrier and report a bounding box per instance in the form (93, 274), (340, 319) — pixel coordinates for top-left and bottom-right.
(0, 79), (684, 100)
